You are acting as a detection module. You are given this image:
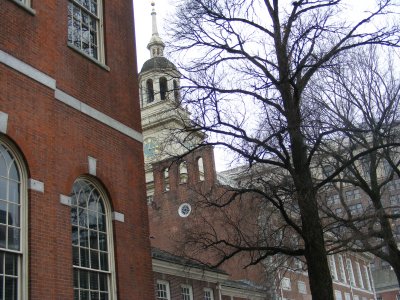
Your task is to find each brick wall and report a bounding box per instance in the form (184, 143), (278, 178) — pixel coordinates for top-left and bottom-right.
(0, 0), (154, 299)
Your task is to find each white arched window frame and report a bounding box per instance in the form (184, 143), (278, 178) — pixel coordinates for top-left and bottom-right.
(0, 136), (28, 300)
(70, 177), (117, 300)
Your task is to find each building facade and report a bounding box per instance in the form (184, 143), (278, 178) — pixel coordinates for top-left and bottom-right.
(1, 0), (154, 299)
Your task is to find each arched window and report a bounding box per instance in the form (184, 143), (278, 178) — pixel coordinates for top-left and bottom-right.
(159, 77), (168, 100)
(197, 157), (205, 181)
(0, 138), (27, 300)
(71, 177), (116, 300)
(173, 80), (179, 101)
(146, 79), (154, 103)
(179, 161), (188, 184)
(163, 168), (170, 191)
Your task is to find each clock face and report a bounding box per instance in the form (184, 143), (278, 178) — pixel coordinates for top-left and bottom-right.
(143, 137), (160, 158)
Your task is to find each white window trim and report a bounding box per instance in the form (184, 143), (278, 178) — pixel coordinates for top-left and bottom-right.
(68, 0), (106, 64)
(281, 277), (291, 291)
(181, 284), (193, 300)
(335, 290), (343, 300)
(0, 136), (29, 300)
(71, 176), (118, 299)
(8, 0), (36, 14)
(364, 265), (372, 291)
(204, 287), (214, 300)
(156, 280), (171, 300)
(346, 258), (356, 286)
(356, 262), (365, 289)
(329, 255), (338, 281)
(297, 281), (306, 294)
(338, 255), (347, 283)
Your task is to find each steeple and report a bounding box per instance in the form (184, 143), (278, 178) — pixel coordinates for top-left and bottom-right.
(147, 1), (165, 58)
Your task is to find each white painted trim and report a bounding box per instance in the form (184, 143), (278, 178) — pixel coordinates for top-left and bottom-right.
(112, 211), (125, 223)
(88, 156), (97, 176)
(28, 178), (44, 193)
(0, 112), (8, 133)
(219, 284), (266, 300)
(60, 194), (72, 206)
(0, 49), (143, 143)
(0, 50), (55, 89)
(55, 89), (143, 142)
(333, 280), (375, 295)
(152, 258), (229, 283)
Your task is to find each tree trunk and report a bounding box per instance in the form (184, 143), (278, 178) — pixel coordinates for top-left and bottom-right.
(284, 89), (334, 300)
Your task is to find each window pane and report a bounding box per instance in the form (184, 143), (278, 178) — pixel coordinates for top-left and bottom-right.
(81, 290), (89, 300)
(90, 271), (99, 290)
(8, 203), (20, 227)
(0, 178), (7, 201)
(81, 248), (90, 268)
(80, 228), (89, 248)
(90, 250), (99, 269)
(5, 277), (18, 300)
(80, 270), (89, 289)
(0, 225), (6, 248)
(7, 227), (20, 250)
(9, 164), (19, 182)
(5, 253), (17, 275)
(8, 181), (19, 204)
(0, 201), (7, 224)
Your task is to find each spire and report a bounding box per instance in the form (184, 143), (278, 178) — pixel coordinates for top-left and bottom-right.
(147, 1), (165, 58)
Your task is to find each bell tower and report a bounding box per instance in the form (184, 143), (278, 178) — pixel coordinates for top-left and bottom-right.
(139, 1), (203, 199)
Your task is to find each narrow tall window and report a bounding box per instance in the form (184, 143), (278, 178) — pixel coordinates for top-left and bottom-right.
(71, 178), (116, 300)
(197, 157), (205, 181)
(356, 262), (364, 289)
(0, 140), (27, 300)
(338, 255), (347, 283)
(163, 168), (170, 191)
(328, 255), (338, 280)
(179, 161), (188, 184)
(173, 80), (179, 101)
(68, 0), (104, 62)
(147, 79), (155, 103)
(159, 77), (168, 100)
(364, 265), (372, 290)
(346, 258), (355, 286)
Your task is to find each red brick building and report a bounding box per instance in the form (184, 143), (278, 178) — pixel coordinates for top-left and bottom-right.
(0, 0), (154, 299)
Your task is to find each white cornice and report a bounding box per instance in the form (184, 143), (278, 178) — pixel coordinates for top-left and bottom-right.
(219, 285), (267, 299)
(152, 258), (229, 283)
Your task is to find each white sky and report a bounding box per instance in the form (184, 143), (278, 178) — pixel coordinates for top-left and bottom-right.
(132, 0), (392, 171)
(133, 0), (175, 71)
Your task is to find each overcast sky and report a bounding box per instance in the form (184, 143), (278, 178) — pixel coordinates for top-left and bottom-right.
(133, 0), (175, 71)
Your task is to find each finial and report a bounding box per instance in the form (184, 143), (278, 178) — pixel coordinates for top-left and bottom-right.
(147, 0), (165, 58)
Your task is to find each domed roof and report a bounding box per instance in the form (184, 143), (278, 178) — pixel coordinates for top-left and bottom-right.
(140, 57), (177, 73)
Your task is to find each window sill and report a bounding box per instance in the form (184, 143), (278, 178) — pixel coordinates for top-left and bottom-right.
(9, 0), (36, 15)
(68, 44), (110, 71)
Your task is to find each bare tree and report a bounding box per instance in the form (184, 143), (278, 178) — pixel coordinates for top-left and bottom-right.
(166, 1), (400, 299)
(311, 47), (400, 285)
